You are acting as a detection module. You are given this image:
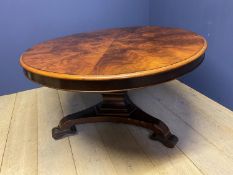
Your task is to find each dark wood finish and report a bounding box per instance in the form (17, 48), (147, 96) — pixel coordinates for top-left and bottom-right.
(19, 26), (208, 148)
(23, 54), (204, 92)
(52, 92), (178, 148)
(20, 26), (207, 91)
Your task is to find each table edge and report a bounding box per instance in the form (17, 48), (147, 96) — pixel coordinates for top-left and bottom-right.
(21, 54), (205, 92)
(20, 38), (207, 81)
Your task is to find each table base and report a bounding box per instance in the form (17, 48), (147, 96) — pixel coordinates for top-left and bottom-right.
(52, 92), (178, 148)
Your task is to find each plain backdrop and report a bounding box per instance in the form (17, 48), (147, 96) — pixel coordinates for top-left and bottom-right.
(0, 0), (232, 110)
(150, 0), (233, 110)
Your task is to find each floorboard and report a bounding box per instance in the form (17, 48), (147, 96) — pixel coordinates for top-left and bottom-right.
(37, 88), (77, 175)
(0, 90), (37, 175)
(128, 126), (203, 175)
(145, 81), (233, 158)
(0, 80), (232, 175)
(96, 124), (157, 175)
(129, 87), (233, 175)
(0, 94), (16, 171)
(58, 91), (118, 175)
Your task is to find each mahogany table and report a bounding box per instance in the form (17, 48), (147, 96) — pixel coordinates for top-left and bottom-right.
(20, 26), (207, 148)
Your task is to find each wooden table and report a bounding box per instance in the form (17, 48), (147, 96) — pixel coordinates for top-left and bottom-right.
(20, 26), (207, 148)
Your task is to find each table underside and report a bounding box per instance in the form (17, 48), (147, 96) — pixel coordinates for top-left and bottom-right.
(52, 91), (178, 148)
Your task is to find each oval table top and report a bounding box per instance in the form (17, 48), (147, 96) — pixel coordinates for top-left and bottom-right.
(20, 26), (207, 92)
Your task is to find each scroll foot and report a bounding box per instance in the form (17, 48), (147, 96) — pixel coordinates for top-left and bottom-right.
(52, 126), (77, 140)
(150, 133), (178, 148)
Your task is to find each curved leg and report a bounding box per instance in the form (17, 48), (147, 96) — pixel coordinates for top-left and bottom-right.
(52, 106), (96, 140)
(52, 92), (178, 148)
(128, 108), (178, 148)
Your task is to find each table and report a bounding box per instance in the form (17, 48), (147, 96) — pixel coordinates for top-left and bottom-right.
(20, 26), (207, 148)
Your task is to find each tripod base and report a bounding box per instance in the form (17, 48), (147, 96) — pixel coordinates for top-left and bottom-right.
(52, 92), (178, 148)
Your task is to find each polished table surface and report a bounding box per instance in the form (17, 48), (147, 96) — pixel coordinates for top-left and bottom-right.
(19, 26), (207, 148)
(20, 26), (207, 92)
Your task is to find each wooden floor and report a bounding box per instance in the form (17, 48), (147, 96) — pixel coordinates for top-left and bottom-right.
(0, 80), (233, 175)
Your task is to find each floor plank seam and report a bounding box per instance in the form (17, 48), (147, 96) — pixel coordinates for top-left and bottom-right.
(126, 126), (160, 171)
(127, 125), (205, 175)
(95, 125), (120, 175)
(161, 102), (233, 161)
(68, 138), (79, 175)
(0, 93), (17, 175)
(177, 81), (233, 114)
(146, 90), (233, 160)
(171, 81), (233, 118)
(175, 144), (205, 175)
(36, 90), (39, 175)
(57, 90), (79, 175)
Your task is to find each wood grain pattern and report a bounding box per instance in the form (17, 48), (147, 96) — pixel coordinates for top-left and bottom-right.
(0, 90), (37, 175)
(128, 126), (203, 175)
(0, 81), (233, 175)
(0, 94), (16, 170)
(96, 124), (157, 175)
(58, 91), (118, 175)
(20, 26), (207, 81)
(129, 85), (233, 175)
(146, 80), (233, 158)
(37, 88), (77, 175)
